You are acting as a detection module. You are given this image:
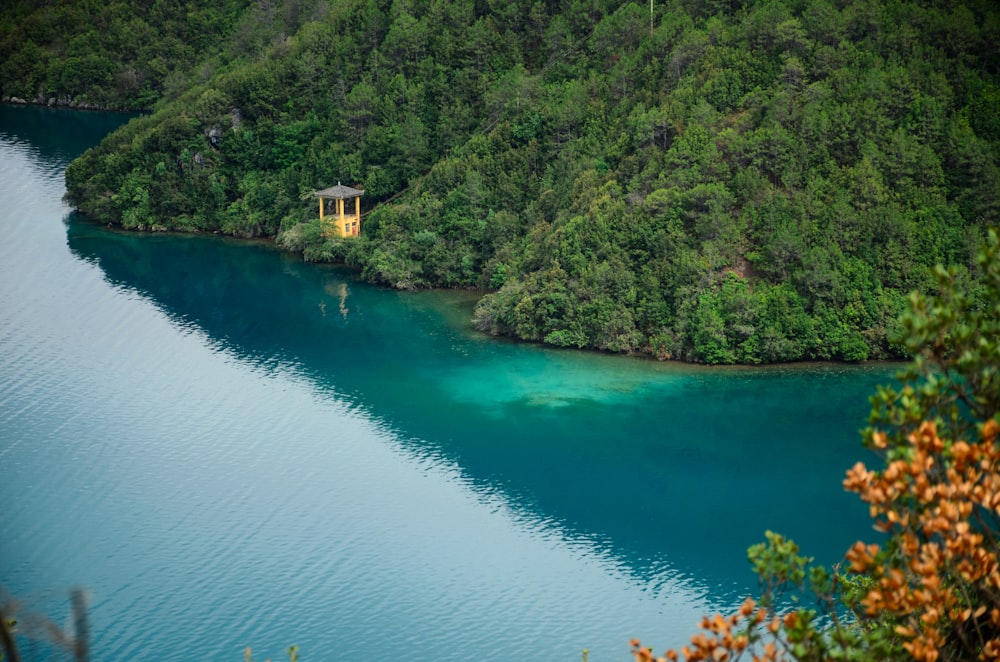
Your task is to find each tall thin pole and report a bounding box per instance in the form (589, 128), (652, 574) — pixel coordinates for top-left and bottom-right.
(650, 0), (654, 35)
(71, 588), (88, 662)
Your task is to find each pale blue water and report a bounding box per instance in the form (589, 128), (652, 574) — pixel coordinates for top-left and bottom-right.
(0, 104), (894, 661)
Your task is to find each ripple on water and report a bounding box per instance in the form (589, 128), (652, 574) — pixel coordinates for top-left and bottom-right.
(1, 110), (896, 661)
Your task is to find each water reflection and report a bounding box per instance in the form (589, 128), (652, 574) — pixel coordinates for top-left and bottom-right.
(0, 104), (137, 171)
(66, 217), (894, 604)
(323, 281), (351, 319)
(0, 106), (733, 660)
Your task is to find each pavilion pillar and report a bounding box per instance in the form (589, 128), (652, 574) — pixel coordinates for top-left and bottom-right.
(319, 198), (324, 220)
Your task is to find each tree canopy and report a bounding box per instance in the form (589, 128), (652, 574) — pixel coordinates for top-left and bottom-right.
(0, 0), (262, 109)
(13, 0), (994, 363)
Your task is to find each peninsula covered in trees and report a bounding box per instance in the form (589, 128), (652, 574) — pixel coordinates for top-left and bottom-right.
(4, 0), (997, 363)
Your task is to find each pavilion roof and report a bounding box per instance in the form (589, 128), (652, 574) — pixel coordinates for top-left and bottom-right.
(314, 182), (364, 199)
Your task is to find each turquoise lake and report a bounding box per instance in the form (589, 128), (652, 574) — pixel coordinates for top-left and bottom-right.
(0, 104), (896, 660)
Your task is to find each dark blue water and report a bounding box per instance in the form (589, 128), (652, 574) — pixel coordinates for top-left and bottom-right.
(0, 104), (894, 661)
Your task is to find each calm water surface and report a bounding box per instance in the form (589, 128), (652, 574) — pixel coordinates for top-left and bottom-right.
(0, 104), (895, 661)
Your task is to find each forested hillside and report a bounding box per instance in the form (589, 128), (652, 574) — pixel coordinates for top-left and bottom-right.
(45, 0), (1000, 362)
(0, 0), (272, 109)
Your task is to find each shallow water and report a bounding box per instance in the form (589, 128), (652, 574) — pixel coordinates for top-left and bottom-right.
(0, 104), (895, 661)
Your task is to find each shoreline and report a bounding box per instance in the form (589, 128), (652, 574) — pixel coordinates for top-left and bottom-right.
(67, 213), (909, 371)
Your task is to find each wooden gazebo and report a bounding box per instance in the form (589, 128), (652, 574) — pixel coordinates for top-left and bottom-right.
(314, 182), (364, 238)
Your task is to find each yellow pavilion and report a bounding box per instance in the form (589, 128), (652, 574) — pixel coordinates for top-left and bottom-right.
(314, 182), (364, 238)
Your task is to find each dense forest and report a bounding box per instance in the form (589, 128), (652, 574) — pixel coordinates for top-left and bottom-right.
(7, 0), (998, 363)
(0, 0), (258, 109)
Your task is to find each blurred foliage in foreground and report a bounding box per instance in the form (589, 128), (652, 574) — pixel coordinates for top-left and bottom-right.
(632, 231), (1000, 660)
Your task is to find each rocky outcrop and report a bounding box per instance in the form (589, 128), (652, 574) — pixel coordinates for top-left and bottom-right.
(206, 126), (223, 148)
